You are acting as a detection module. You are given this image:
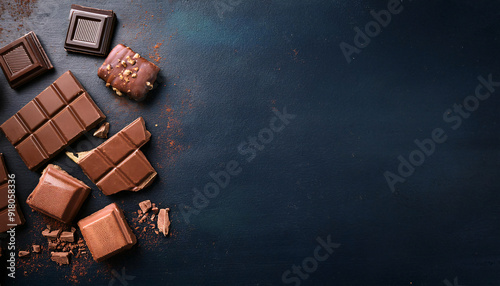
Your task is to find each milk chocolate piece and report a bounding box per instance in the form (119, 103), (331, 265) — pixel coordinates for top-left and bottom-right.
(67, 117), (157, 195)
(0, 71), (106, 170)
(0, 154), (25, 233)
(64, 5), (116, 56)
(0, 31), (53, 89)
(32, 245), (41, 253)
(93, 122), (109, 138)
(27, 165), (91, 224)
(18, 250), (30, 258)
(60, 227), (76, 242)
(78, 203), (136, 262)
(98, 44), (160, 101)
(42, 228), (61, 240)
(51, 252), (70, 265)
(138, 200), (151, 213)
(157, 208), (170, 236)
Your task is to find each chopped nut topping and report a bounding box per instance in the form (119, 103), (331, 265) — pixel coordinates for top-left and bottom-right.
(121, 60), (127, 68)
(115, 90), (123, 96)
(133, 53), (140, 59)
(123, 69), (132, 76)
(133, 67), (139, 71)
(146, 81), (153, 90)
(106, 64), (112, 70)
(126, 56), (136, 65)
(131, 73), (137, 78)
(105, 83), (110, 87)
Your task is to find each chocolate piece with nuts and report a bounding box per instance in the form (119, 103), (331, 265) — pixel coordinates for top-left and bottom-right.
(98, 44), (160, 101)
(93, 122), (110, 138)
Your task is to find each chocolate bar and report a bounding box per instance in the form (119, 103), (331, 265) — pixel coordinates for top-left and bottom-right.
(67, 117), (157, 195)
(64, 5), (116, 56)
(97, 44), (160, 101)
(0, 31), (53, 89)
(0, 71), (106, 170)
(78, 203), (136, 262)
(0, 154), (25, 232)
(26, 165), (91, 224)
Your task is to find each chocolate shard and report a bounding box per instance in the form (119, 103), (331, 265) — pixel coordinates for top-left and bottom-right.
(67, 117), (157, 195)
(98, 44), (160, 101)
(157, 208), (170, 236)
(60, 227), (76, 242)
(64, 5), (116, 57)
(93, 122), (110, 138)
(0, 31), (53, 89)
(138, 200), (151, 213)
(27, 165), (91, 224)
(78, 203), (137, 262)
(42, 228), (62, 240)
(32, 245), (41, 253)
(18, 250), (30, 258)
(0, 154), (25, 233)
(48, 242), (58, 250)
(151, 206), (159, 215)
(51, 252), (70, 265)
(0, 71), (106, 171)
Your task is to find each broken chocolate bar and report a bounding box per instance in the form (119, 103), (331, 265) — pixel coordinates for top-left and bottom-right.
(98, 44), (160, 101)
(93, 122), (109, 138)
(138, 200), (151, 213)
(64, 5), (116, 57)
(0, 71), (106, 170)
(67, 117), (157, 195)
(78, 203), (136, 262)
(27, 165), (91, 224)
(157, 208), (170, 236)
(0, 31), (53, 89)
(0, 154), (25, 232)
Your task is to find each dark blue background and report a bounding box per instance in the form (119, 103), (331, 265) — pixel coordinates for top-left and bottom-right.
(1, 0), (500, 285)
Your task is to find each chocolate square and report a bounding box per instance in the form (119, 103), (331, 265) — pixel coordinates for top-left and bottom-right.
(0, 31), (53, 88)
(78, 203), (136, 262)
(26, 165), (91, 224)
(64, 5), (116, 57)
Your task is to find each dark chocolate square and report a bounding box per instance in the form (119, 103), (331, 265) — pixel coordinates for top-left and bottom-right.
(64, 5), (116, 57)
(0, 32), (53, 89)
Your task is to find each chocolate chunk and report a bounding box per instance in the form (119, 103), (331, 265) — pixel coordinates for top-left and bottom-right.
(32, 245), (41, 253)
(0, 31), (53, 89)
(42, 228), (61, 240)
(78, 203), (137, 262)
(48, 242), (58, 250)
(98, 44), (160, 101)
(60, 227), (76, 242)
(64, 5), (116, 56)
(67, 117), (157, 195)
(18, 250), (30, 258)
(51, 252), (70, 265)
(151, 206), (159, 215)
(27, 165), (91, 224)
(150, 214), (156, 221)
(157, 208), (170, 236)
(0, 71), (106, 170)
(0, 154), (25, 232)
(93, 122), (110, 138)
(138, 200), (151, 213)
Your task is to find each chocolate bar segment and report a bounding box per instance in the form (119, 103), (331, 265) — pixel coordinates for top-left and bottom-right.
(78, 203), (137, 262)
(26, 165), (91, 224)
(0, 31), (53, 88)
(64, 5), (116, 57)
(67, 117), (157, 195)
(0, 154), (26, 232)
(0, 71), (106, 170)
(98, 44), (160, 101)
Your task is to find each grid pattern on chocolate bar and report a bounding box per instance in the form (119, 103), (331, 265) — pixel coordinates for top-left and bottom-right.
(4, 44), (32, 74)
(78, 118), (154, 194)
(73, 18), (100, 43)
(0, 71), (105, 170)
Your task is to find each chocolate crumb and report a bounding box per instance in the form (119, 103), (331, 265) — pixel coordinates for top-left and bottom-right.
(151, 207), (159, 215)
(19, 251), (30, 258)
(139, 200), (152, 213)
(139, 214), (148, 223)
(42, 228), (61, 240)
(32, 245), (41, 253)
(51, 252), (70, 265)
(150, 214), (156, 221)
(48, 242), (58, 250)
